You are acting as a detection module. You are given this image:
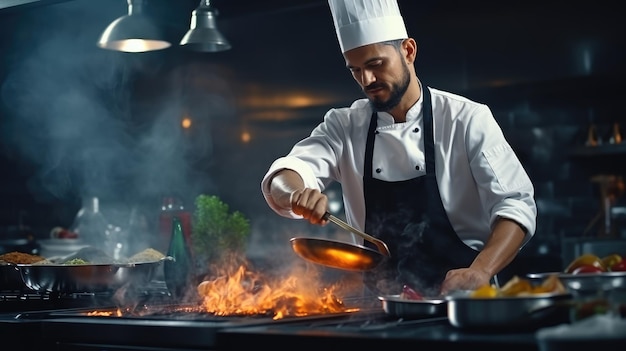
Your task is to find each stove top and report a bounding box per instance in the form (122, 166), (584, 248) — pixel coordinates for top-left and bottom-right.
(214, 313), (541, 351)
(1, 309), (378, 350)
(0, 288), (383, 350)
(0, 280), (173, 313)
(0, 284), (570, 351)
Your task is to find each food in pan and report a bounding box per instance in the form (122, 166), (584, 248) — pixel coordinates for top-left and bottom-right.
(609, 259), (626, 272)
(1, 247), (166, 266)
(565, 253), (605, 273)
(0, 251), (46, 264)
(600, 253), (622, 269)
(127, 248), (166, 263)
(470, 274), (566, 298)
(399, 284), (424, 300)
(600, 253), (626, 272)
(564, 253), (626, 273)
(65, 258), (89, 264)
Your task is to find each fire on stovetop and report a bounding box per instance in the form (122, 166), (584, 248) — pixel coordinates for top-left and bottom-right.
(88, 254), (362, 320)
(196, 255), (360, 320)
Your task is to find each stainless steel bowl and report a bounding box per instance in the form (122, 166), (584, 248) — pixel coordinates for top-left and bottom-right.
(14, 257), (172, 293)
(527, 271), (626, 295)
(446, 290), (572, 330)
(378, 295), (447, 319)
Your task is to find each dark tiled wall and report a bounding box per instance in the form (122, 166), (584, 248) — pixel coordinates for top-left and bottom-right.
(470, 76), (626, 272)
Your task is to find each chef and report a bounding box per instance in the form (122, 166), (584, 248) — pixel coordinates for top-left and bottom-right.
(260, 0), (537, 296)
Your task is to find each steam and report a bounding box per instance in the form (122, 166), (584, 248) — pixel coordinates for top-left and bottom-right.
(0, 4), (218, 239)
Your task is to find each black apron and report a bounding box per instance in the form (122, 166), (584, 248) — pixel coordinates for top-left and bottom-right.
(362, 86), (478, 296)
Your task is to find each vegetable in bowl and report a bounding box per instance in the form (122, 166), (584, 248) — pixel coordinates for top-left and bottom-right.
(65, 258), (89, 265)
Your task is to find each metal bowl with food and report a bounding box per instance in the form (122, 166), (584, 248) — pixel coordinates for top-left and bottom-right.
(527, 271), (626, 295)
(5, 247), (172, 293)
(15, 257), (172, 293)
(446, 290), (572, 330)
(0, 251), (48, 291)
(378, 295), (447, 319)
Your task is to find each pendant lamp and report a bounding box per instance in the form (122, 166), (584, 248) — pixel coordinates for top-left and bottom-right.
(179, 0), (231, 53)
(97, 0), (171, 53)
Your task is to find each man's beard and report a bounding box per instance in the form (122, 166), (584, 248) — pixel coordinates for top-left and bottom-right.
(366, 63), (411, 112)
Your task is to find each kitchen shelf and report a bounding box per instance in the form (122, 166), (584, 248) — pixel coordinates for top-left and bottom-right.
(463, 73), (626, 109)
(570, 144), (626, 157)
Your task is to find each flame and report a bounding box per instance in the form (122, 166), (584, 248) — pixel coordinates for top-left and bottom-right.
(197, 261), (357, 320)
(87, 309), (122, 317)
(85, 254), (361, 320)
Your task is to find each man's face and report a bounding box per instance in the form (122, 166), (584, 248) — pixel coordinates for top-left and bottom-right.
(344, 43), (410, 112)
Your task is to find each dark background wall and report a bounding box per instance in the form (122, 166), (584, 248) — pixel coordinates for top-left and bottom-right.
(1, 0), (625, 272)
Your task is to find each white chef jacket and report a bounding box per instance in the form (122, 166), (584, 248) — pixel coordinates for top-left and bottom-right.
(261, 87), (537, 248)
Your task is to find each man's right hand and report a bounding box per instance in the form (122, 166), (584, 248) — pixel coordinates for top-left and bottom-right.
(289, 188), (329, 225)
(269, 169), (329, 225)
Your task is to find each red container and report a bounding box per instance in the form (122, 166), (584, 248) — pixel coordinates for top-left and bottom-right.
(158, 197), (193, 255)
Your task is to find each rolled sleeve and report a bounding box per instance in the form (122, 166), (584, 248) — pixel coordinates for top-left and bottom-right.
(482, 144), (537, 244)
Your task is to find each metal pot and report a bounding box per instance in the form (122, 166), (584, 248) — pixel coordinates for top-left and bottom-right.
(378, 294), (447, 318)
(446, 290), (572, 330)
(527, 271), (626, 295)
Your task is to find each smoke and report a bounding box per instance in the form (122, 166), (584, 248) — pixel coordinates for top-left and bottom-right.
(0, 3), (218, 234)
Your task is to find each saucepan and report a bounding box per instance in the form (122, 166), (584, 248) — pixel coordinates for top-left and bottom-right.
(446, 290), (573, 330)
(290, 212), (391, 271)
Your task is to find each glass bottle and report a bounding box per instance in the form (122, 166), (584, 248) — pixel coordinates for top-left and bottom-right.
(158, 196), (193, 254)
(164, 216), (193, 300)
(69, 196), (114, 253)
(127, 205), (151, 256)
(609, 122), (622, 144)
(585, 123), (600, 146)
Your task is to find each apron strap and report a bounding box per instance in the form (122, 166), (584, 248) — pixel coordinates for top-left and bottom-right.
(422, 86), (435, 175)
(364, 111), (377, 178)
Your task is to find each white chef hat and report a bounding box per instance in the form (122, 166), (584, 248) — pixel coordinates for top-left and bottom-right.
(328, 0), (408, 53)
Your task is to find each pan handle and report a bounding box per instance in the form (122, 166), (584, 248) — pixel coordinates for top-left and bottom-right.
(323, 212), (391, 257)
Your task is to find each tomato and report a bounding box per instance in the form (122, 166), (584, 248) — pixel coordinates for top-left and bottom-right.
(572, 264), (605, 274)
(58, 229), (78, 239)
(565, 254), (605, 273)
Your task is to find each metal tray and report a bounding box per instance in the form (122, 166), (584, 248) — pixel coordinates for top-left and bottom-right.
(11, 257), (172, 293)
(378, 295), (447, 319)
(446, 290), (572, 330)
(527, 271), (626, 295)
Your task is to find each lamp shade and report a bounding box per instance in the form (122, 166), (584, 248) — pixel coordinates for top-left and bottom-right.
(179, 0), (231, 52)
(97, 0), (171, 53)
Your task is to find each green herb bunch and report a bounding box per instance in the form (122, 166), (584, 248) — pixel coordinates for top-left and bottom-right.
(191, 194), (251, 264)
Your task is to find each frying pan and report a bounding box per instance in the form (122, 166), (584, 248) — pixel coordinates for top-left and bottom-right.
(290, 212), (391, 271)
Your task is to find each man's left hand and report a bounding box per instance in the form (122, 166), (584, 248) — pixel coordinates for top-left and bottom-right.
(440, 268), (491, 295)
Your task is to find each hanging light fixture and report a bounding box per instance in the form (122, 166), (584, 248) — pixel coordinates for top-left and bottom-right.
(97, 0), (171, 53)
(179, 0), (231, 53)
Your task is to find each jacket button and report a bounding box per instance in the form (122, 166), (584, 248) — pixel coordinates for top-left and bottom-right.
(413, 127), (419, 133)
(375, 130), (380, 135)
(376, 168), (382, 173)
(415, 165), (420, 170)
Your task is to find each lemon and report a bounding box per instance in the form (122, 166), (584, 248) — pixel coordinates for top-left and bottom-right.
(470, 284), (498, 298)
